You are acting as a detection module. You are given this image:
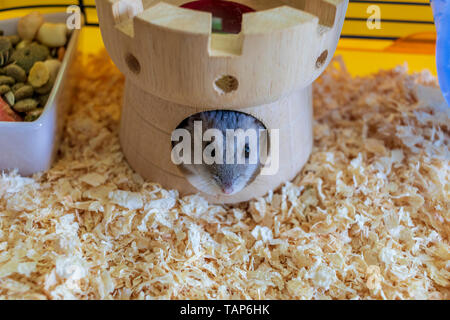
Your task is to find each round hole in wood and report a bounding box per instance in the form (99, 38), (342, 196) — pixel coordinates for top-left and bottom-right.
(214, 75), (239, 94)
(125, 53), (141, 74)
(315, 50), (328, 69)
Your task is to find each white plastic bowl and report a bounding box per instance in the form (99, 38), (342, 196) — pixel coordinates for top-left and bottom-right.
(0, 12), (81, 176)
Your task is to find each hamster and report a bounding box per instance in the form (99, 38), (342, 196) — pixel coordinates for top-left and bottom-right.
(174, 110), (268, 196)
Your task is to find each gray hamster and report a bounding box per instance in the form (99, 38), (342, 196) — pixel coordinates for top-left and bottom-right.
(174, 110), (268, 196)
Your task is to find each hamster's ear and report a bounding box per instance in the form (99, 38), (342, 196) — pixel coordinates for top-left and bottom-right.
(186, 116), (196, 128)
(251, 116), (266, 130)
(181, 114), (200, 130)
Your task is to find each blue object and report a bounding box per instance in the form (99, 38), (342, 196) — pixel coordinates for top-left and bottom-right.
(431, 0), (450, 106)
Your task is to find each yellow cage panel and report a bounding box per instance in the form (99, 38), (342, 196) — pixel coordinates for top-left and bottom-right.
(0, 0), (438, 75)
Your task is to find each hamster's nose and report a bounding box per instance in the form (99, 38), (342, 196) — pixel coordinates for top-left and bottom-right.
(221, 183), (234, 195)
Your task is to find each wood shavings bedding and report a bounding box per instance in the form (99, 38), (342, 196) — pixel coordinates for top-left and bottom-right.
(0, 51), (448, 300)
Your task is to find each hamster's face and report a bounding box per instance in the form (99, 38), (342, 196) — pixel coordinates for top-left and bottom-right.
(176, 111), (268, 196)
(199, 134), (263, 195)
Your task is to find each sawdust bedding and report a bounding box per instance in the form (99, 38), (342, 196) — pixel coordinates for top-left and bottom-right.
(0, 51), (448, 300)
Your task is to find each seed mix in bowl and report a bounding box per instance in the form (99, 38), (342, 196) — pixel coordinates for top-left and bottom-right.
(0, 11), (70, 122)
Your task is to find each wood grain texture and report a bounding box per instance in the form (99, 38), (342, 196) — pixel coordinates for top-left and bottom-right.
(96, 0), (348, 203)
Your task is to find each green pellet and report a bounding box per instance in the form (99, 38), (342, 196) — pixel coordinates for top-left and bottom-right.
(24, 108), (43, 122)
(35, 80), (52, 95)
(0, 84), (10, 95)
(14, 84), (34, 101)
(37, 93), (49, 107)
(12, 82), (25, 92)
(10, 43), (49, 73)
(5, 64), (27, 82)
(13, 98), (38, 112)
(0, 75), (15, 86)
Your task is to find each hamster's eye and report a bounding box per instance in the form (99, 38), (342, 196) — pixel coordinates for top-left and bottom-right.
(244, 144), (250, 158)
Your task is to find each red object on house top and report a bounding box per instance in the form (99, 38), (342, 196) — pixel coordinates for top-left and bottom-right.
(181, 0), (255, 34)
